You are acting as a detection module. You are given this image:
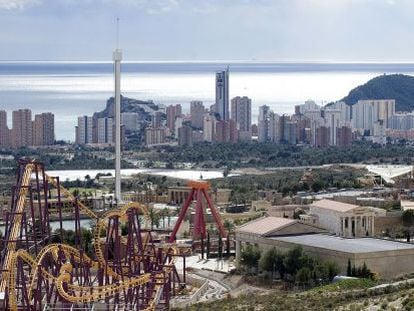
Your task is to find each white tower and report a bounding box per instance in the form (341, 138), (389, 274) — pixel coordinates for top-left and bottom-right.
(113, 45), (122, 203)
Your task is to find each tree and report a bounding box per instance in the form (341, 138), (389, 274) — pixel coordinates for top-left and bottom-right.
(260, 248), (286, 280)
(296, 267), (311, 287)
(240, 244), (261, 273)
(284, 246), (303, 276)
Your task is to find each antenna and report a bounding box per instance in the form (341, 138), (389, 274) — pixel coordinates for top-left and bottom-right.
(116, 17), (120, 49)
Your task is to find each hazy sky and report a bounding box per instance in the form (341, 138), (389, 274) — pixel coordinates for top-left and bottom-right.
(0, 0), (413, 61)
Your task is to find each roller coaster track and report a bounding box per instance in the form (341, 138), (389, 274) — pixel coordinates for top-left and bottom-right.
(0, 161), (181, 310)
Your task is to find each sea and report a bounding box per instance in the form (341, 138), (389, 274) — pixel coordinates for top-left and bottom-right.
(1, 61), (414, 141)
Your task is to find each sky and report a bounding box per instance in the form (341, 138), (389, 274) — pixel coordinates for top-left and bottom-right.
(0, 0), (413, 61)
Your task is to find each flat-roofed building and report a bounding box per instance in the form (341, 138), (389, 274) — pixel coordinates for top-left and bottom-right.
(236, 216), (414, 279)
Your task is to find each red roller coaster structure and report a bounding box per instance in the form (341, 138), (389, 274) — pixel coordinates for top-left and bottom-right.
(0, 159), (186, 310)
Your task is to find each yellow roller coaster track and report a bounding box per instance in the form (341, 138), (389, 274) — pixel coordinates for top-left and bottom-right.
(1, 162), (180, 311)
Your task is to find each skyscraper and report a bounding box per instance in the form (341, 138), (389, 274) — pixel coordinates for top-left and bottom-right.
(258, 105), (270, 142)
(76, 116), (95, 144)
(178, 125), (193, 147)
(166, 104), (182, 134)
(145, 127), (166, 146)
(12, 109), (32, 148)
(0, 110), (10, 147)
(33, 113), (55, 146)
(190, 101), (205, 129)
(203, 114), (216, 142)
(97, 117), (114, 144)
(215, 68), (229, 121)
(231, 96), (251, 140)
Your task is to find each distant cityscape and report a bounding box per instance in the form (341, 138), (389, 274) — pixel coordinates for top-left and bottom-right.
(1, 68), (413, 150)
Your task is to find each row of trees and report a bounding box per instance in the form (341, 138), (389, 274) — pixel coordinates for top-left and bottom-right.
(240, 245), (340, 287)
(155, 140), (414, 168)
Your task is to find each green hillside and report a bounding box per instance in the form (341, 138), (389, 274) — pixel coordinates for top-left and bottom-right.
(340, 74), (414, 112)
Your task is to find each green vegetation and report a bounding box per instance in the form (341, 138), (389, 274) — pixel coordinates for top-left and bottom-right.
(240, 246), (340, 288)
(310, 278), (377, 292)
(211, 166), (365, 201)
(340, 73), (414, 111)
(154, 141), (414, 169)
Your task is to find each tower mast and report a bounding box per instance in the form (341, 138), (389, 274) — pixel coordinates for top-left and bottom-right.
(113, 18), (122, 203)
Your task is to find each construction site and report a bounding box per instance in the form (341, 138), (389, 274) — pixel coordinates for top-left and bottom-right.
(0, 159), (234, 310)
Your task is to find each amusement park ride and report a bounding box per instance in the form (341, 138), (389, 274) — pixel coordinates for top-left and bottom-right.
(0, 159), (230, 310)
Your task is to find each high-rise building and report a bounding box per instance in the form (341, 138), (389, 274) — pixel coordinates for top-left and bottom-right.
(337, 126), (353, 147)
(121, 112), (139, 132)
(151, 111), (163, 128)
(284, 121), (297, 145)
(97, 117), (114, 144)
(258, 105), (270, 142)
(215, 68), (229, 121)
(291, 113), (310, 143)
(0, 110), (10, 147)
(215, 120), (238, 143)
(12, 109), (32, 148)
(145, 127), (166, 147)
(190, 101), (205, 129)
(268, 112), (280, 143)
(178, 125), (193, 147)
(203, 114), (216, 142)
(324, 109), (341, 146)
(351, 99), (395, 135)
(231, 96), (251, 140)
(33, 113), (55, 146)
(76, 116), (95, 145)
(166, 104), (182, 134)
(315, 126), (330, 148)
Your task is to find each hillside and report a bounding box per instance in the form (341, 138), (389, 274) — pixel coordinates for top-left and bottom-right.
(340, 74), (414, 112)
(93, 95), (161, 120)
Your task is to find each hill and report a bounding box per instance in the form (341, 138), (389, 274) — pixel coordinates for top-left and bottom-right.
(340, 74), (414, 112)
(93, 95), (162, 122)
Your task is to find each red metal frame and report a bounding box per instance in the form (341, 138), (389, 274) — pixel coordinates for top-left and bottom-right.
(169, 181), (227, 242)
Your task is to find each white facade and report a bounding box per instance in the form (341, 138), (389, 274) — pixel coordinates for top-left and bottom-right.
(258, 105), (270, 142)
(351, 99), (395, 134)
(97, 117), (114, 144)
(203, 114), (216, 142)
(76, 116), (94, 144)
(307, 200), (375, 238)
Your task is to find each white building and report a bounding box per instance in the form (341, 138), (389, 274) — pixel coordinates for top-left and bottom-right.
(258, 105), (270, 142)
(203, 114), (216, 142)
(76, 115), (94, 144)
(351, 99), (395, 135)
(304, 199), (375, 238)
(97, 117), (114, 144)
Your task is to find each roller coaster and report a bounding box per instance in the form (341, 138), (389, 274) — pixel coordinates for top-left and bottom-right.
(0, 159), (186, 310)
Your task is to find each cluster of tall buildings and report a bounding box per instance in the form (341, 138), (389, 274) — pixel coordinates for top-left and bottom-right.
(0, 109), (55, 148)
(258, 99), (396, 147)
(74, 113), (140, 145)
(145, 68), (254, 147)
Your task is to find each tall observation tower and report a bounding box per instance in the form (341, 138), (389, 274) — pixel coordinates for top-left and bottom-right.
(113, 19), (122, 203)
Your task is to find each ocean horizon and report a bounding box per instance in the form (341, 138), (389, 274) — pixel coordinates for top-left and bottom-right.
(1, 61), (413, 141)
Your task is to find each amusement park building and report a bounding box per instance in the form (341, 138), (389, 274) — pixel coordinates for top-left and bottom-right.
(235, 216), (414, 279)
